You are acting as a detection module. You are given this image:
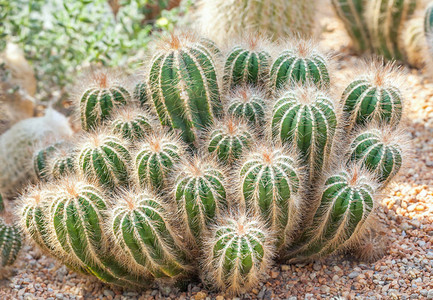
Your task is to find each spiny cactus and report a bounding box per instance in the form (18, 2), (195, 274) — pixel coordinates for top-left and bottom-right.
(0, 219), (22, 268)
(195, 0), (315, 44)
(0, 194), (4, 213)
(239, 146), (300, 248)
(134, 132), (184, 191)
(109, 106), (155, 142)
(223, 37), (271, 90)
(227, 86), (267, 127)
(288, 166), (377, 260)
(50, 148), (76, 180)
(205, 117), (254, 164)
(270, 41), (330, 91)
(202, 214), (274, 295)
(133, 82), (149, 107)
(79, 72), (131, 131)
(173, 156), (227, 245)
(147, 33), (222, 145)
(348, 126), (405, 186)
(78, 131), (132, 188)
(341, 63), (403, 131)
(110, 189), (191, 279)
(34, 142), (62, 181)
(271, 86), (337, 179)
(34, 141), (76, 181)
(331, 0), (371, 52)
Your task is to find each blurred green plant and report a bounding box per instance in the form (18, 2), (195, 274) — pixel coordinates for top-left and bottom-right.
(0, 0), (190, 102)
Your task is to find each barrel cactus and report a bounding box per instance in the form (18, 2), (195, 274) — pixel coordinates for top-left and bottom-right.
(134, 132), (184, 191)
(205, 117), (254, 164)
(0, 219), (22, 268)
(34, 141), (76, 181)
(133, 82), (149, 107)
(50, 148), (77, 180)
(202, 214), (274, 295)
(223, 37), (271, 90)
(109, 106), (155, 142)
(147, 33), (222, 146)
(239, 146), (300, 248)
(270, 40), (330, 91)
(173, 157), (227, 245)
(78, 132), (132, 188)
(79, 72), (131, 131)
(341, 63), (403, 131)
(110, 189), (191, 279)
(271, 86), (338, 179)
(227, 86), (267, 127)
(34, 142), (64, 181)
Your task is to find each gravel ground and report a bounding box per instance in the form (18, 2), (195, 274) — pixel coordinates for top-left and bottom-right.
(1, 12), (433, 300)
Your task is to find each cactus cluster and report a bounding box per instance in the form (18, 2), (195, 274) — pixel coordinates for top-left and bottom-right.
(20, 33), (408, 295)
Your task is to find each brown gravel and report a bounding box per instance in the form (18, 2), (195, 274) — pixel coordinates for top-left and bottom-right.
(1, 10), (433, 300)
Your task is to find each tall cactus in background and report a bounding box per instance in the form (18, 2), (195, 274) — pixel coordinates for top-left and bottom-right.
(239, 146), (300, 248)
(202, 215), (274, 295)
(79, 72), (131, 131)
(147, 33), (222, 146)
(270, 41), (330, 91)
(425, 3), (433, 57)
(402, 14), (426, 69)
(195, 0), (315, 44)
(271, 87), (337, 179)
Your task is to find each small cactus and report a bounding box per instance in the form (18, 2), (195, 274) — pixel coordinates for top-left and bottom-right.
(78, 131), (132, 188)
(348, 126), (405, 186)
(205, 117), (254, 164)
(173, 156), (227, 245)
(223, 37), (271, 90)
(34, 142), (76, 181)
(270, 41), (330, 91)
(109, 106), (155, 142)
(239, 146), (300, 248)
(34, 143), (61, 181)
(0, 218), (22, 268)
(133, 82), (149, 107)
(202, 214), (274, 295)
(134, 132), (184, 191)
(110, 189), (191, 279)
(50, 148), (77, 180)
(0, 194), (4, 213)
(341, 63), (403, 131)
(80, 72), (131, 131)
(147, 33), (222, 145)
(271, 86), (337, 179)
(227, 86), (267, 127)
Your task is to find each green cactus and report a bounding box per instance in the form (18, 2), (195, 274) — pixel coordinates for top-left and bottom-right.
(288, 166), (377, 260)
(51, 150), (76, 180)
(0, 193), (4, 213)
(110, 107), (154, 142)
(239, 146), (300, 248)
(348, 126), (404, 185)
(425, 3), (433, 56)
(270, 41), (330, 91)
(174, 157), (227, 245)
(331, 0), (371, 52)
(341, 64), (403, 131)
(133, 82), (149, 107)
(135, 132), (184, 191)
(78, 132), (132, 188)
(206, 117), (254, 164)
(223, 38), (271, 90)
(110, 189), (191, 279)
(45, 178), (152, 287)
(34, 143), (59, 180)
(148, 34), (222, 145)
(271, 87), (337, 179)
(80, 73), (131, 131)
(227, 87), (267, 127)
(0, 218), (22, 268)
(34, 142), (76, 181)
(203, 214), (274, 295)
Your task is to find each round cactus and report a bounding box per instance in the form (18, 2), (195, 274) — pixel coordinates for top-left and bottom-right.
(133, 82), (149, 107)
(270, 41), (330, 91)
(271, 87), (337, 179)
(348, 126), (404, 186)
(50, 149), (76, 180)
(227, 86), (267, 127)
(289, 166), (377, 260)
(173, 157), (227, 244)
(203, 214), (274, 295)
(0, 219), (22, 267)
(239, 146), (300, 248)
(78, 132), (132, 188)
(110, 106), (155, 142)
(147, 33), (222, 145)
(34, 142), (76, 181)
(135, 132), (184, 191)
(34, 143), (61, 181)
(110, 189), (191, 279)
(80, 72), (131, 131)
(341, 63), (404, 131)
(206, 117), (254, 164)
(223, 38), (271, 90)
